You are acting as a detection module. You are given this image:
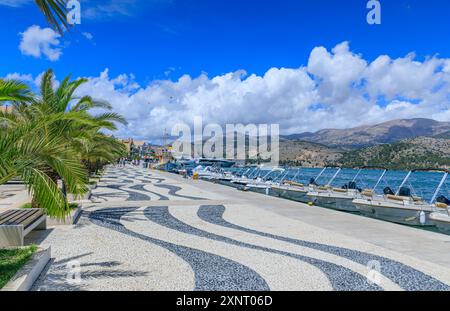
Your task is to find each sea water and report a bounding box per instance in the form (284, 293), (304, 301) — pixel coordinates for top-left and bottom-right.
(228, 167), (450, 202)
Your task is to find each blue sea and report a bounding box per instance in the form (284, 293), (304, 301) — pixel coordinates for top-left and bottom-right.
(227, 167), (450, 202)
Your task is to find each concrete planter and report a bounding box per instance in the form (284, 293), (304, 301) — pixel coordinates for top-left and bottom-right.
(47, 204), (82, 226)
(1, 247), (51, 291)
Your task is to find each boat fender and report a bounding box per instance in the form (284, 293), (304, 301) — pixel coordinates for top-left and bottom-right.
(308, 202), (314, 206)
(419, 211), (426, 225)
(265, 188), (270, 195)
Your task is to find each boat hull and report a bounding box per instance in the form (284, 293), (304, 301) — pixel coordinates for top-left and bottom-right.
(308, 193), (358, 212)
(245, 185), (273, 195)
(429, 212), (450, 233)
(271, 186), (309, 203)
(352, 199), (434, 226)
(216, 179), (246, 189)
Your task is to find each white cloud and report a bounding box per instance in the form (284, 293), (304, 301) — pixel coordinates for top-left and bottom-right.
(7, 42), (450, 141)
(19, 25), (63, 61)
(82, 0), (139, 20)
(81, 0), (174, 20)
(0, 0), (31, 7)
(308, 41), (367, 103)
(82, 32), (94, 40)
(4, 73), (33, 82)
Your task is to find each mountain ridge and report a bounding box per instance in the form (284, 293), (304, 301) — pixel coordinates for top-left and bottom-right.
(282, 118), (450, 149)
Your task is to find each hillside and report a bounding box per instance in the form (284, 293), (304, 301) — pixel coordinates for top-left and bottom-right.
(279, 139), (343, 167)
(434, 130), (450, 139)
(175, 118), (450, 169)
(282, 118), (450, 149)
(335, 137), (450, 170)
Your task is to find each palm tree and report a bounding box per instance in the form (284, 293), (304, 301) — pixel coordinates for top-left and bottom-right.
(34, 0), (70, 33)
(0, 81), (89, 218)
(0, 117), (89, 218)
(0, 70), (128, 218)
(32, 69), (128, 175)
(78, 132), (127, 175)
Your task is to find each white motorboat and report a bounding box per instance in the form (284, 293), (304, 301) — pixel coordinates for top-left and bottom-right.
(308, 167), (387, 213)
(353, 169), (449, 226)
(428, 177), (450, 233)
(271, 168), (327, 203)
(244, 168), (285, 195)
(228, 167), (260, 189)
(306, 167), (386, 212)
(194, 166), (224, 181)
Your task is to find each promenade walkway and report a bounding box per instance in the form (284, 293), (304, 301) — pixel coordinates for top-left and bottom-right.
(0, 183), (30, 213)
(30, 165), (450, 291)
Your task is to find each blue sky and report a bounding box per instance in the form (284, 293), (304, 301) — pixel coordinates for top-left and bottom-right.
(1, 0), (449, 82)
(1, 0), (450, 140)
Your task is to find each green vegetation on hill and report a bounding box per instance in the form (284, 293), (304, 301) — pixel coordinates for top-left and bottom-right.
(434, 131), (450, 139)
(336, 137), (450, 170)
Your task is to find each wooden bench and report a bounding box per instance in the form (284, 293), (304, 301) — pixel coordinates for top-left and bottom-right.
(0, 209), (47, 248)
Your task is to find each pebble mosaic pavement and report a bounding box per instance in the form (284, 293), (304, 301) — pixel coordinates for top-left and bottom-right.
(31, 166), (450, 291)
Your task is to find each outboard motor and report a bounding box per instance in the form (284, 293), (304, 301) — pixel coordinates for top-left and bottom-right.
(398, 187), (411, 197)
(348, 182), (357, 190)
(383, 187), (395, 195)
(309, 178), (318, 186)
(437, 196), (450, 205)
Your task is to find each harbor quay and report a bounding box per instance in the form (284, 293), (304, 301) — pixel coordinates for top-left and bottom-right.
(27, 165), (450, 291)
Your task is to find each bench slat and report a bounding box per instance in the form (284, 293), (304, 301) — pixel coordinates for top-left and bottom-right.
(0, 209), (43, 226)
(0, 209), (21, 219)
(0, 210), (24, 225)
(11, 210), (40, 227)
(21, 211), (45, 229)
(0, 209), (17, 220)
(2, 210), (34, 225)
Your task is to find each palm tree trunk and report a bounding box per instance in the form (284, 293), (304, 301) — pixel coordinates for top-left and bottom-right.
(62, 180), (67, 197)
(31, 195), (40, 209)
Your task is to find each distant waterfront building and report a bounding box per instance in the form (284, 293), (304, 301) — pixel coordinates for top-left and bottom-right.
(120, 138), (133, 154)
(119, 138), (154, 158)
(118, 137), (174, 163)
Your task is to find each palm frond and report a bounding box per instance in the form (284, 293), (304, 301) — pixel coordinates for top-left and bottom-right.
(22, 167), (68, 219)
(93, 112), (128, 126)
(0, 79), (32, 102)
(34, 0), (70, 34)
(72, 96), (112, 112)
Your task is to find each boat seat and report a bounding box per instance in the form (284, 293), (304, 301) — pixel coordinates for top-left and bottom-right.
(284, 181), (304, 187)
(386, 194), (410, 202)
(333, 188), (347, 193)
(362, 189), (373, 197)
(436, 202), (449, 209)
(318, 186), (332, 191)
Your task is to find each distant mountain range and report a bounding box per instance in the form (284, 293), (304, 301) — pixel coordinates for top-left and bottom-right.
(336, 137), (450, 170)
(173, 118), (449, 169)
(279, 118), (450, 169)
(282, 118), (450, 149)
